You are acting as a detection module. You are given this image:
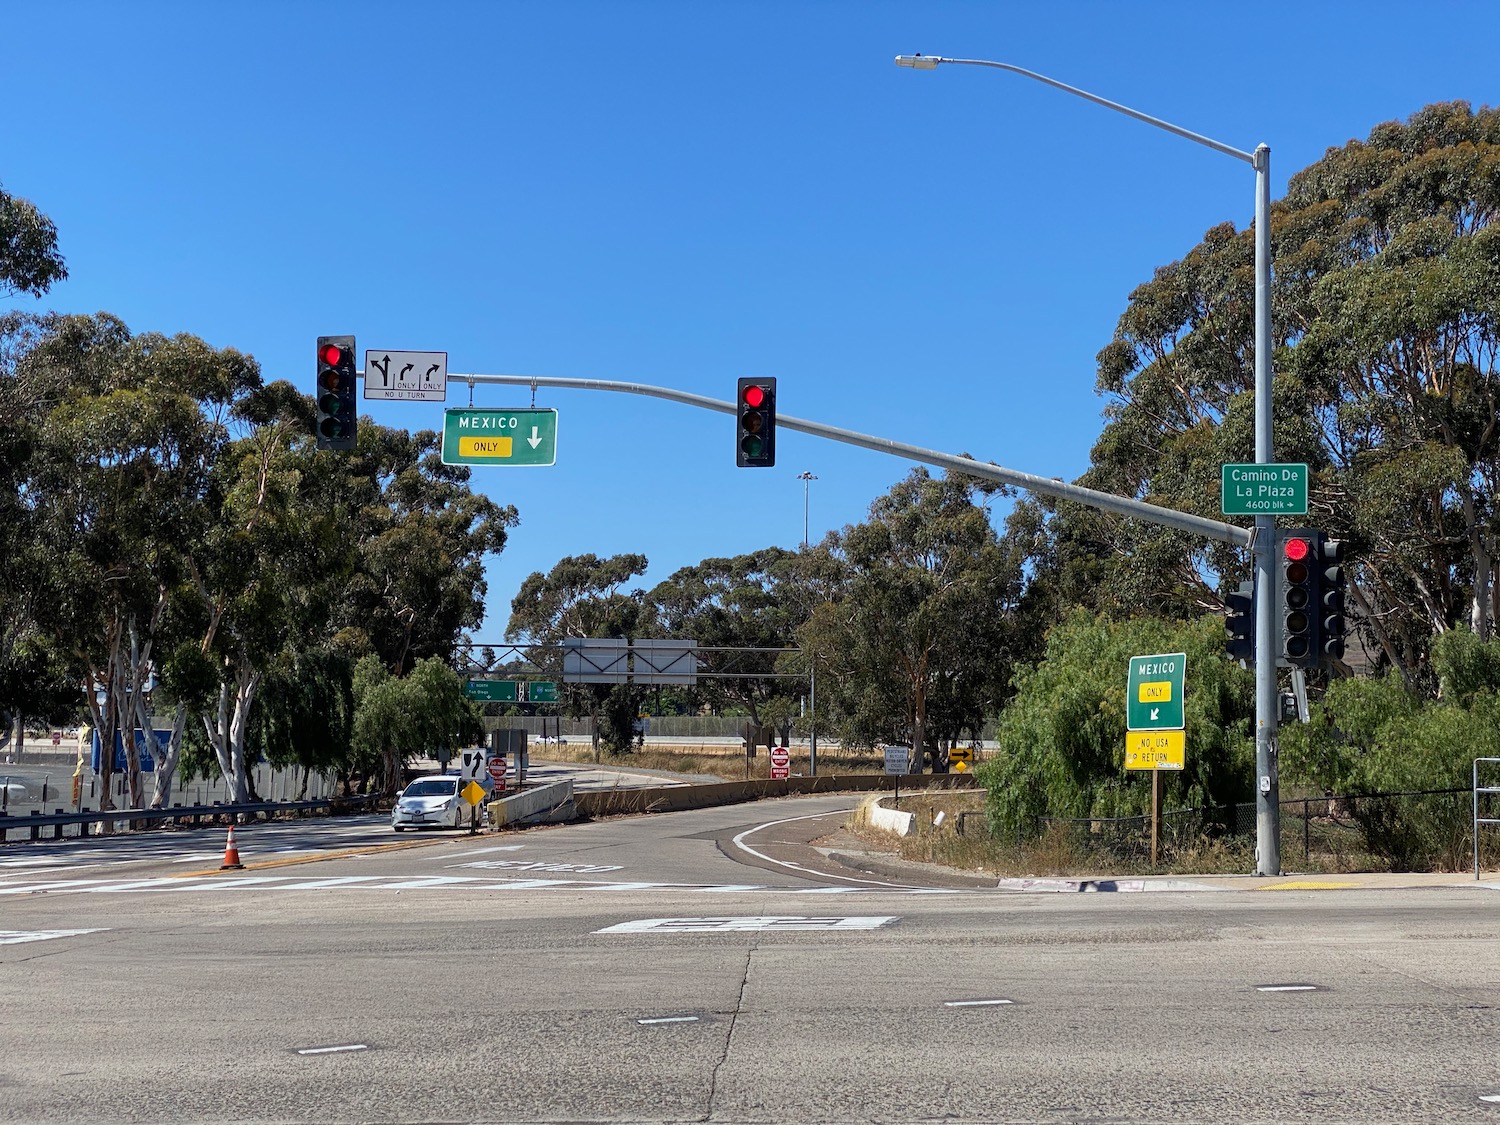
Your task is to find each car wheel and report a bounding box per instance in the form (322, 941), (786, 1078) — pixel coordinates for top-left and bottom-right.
(393, 826), (405, 832)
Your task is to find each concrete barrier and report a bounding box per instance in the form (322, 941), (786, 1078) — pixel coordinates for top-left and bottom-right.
(572, 773), (976, 820)
(486, 779), (574, 828)
(867, 801), (917, 836)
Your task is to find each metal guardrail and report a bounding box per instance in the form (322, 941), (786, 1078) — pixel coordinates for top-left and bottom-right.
(0, 794), (381, 843)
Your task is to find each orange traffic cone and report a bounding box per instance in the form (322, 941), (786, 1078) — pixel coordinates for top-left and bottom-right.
(220, 825), (244, 870)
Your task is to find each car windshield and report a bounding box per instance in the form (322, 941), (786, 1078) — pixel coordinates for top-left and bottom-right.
(404, 779), (457, 797)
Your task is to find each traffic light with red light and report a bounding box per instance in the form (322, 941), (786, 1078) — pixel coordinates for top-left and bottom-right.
(1225, 580), (1255, 665)
(315, 335), (357, 451)
(736, 378), (777, 467)
(1277, 528), (1319, 668)
(1319, 535), (1347, 662)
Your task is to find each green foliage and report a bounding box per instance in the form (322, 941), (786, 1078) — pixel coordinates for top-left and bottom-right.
(977, 612), (1253, 840)
(0, 182), (67, 298)
(800, 467), (1023, 757)
(351, 654), (483, 790)
(1035, 102), (1500, 684)
(1280, 628), (1500, 868)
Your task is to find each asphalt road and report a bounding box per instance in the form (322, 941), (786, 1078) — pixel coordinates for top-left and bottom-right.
(2, 793), (1498, 1125)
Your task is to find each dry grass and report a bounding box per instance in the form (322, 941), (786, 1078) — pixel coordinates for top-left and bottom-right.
(535, 741), (887, 782)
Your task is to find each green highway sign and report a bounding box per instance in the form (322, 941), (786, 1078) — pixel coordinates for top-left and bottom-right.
(464, 679), (558, 703)
(1126, 652), (1186, 732)
(1221, 462), (1308, 516)
(465, 679), (518, 702)
(442, 408), (557, 467)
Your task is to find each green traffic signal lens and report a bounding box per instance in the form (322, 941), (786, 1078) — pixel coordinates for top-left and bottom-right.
(1286, 587), (1308, 610)
(318, 417), (344, 439)
(1287, 636), (1309, 658)
(741, 435), (763, 458)
(318, 393), (341, 414)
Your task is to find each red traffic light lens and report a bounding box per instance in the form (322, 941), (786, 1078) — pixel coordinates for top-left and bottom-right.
(742, 384), (765, 408)
(321, 344), (346, 367)
(1283, 537), (1311, 562)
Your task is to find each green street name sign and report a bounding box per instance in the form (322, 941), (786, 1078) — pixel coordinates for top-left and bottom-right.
(1126, 652), (1186, 732)
(1221, 462), (1308, 515)
(464, 680), (558, 703)
(442, 408), (557, 467)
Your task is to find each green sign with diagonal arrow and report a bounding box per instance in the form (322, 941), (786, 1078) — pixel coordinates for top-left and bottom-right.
(1126, 652), (1186, 731)
(442, 408), (557, 467)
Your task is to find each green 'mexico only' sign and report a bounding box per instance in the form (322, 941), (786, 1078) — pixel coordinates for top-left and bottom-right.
(442, 408), (557, 467)
(1126, 652), (1186, 732)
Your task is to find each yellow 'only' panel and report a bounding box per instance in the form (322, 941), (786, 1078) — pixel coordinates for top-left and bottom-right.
(1137, 680), (1173, 703)
(459, 436), (514, 458)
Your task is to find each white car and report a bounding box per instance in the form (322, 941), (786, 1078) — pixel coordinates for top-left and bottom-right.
(391, 776), (485, 831)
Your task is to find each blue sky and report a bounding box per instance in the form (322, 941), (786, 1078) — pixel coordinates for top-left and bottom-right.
(6, 1), (1496, 638)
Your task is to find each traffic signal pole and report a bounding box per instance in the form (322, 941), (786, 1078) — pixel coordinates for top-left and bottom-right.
(441, 370), (1254, 548)
(1252, 146), (1281, 876)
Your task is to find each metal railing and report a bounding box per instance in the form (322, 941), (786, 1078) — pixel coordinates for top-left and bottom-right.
(1475, 758), (1500, 880)
(0, 794), (380, 843)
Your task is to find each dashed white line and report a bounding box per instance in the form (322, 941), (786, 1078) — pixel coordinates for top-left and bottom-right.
(944, 999), (1015, 1007)
(636, 1015), (700, 1025)
(1257, 984), (1319, 992)
(296, 1044), (368, 1055)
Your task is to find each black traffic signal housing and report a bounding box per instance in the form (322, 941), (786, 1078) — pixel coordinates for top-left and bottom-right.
(736, 378), (776, 467)
(315, 335), (357, 451)
(1319, 534), (1347, 663)
(1225, 580), (1255, 665)
(1277, 528), (1319, 669)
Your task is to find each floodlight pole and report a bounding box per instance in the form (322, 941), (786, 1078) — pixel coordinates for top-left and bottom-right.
(895, 53), (1280, 874)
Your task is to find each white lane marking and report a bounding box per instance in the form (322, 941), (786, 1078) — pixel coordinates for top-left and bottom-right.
(167, 877), (292, 892)
(473, 878), (578, 891)
(455, 860), (624, 873)
(637, 1015), (700, 1025)
(0, 928), (108, 945)
(596, 915), (899, 934)
(296, 1044), (368, 1055)
(1257, 985), (1319, 992)
(698, 884), (768, 893)
(0, 879), (115, 894)
(445, 845), (526, 859)
(277, 876), (385, 890)
(1479, 1094), (1500, 1103)
(584, 882), (668, 892)
(373, 877), (480, 890)
(944, 999), (1014, 1007)
(731, 809), (922, 889)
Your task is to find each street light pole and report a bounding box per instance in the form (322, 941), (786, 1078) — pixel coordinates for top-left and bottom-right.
(797, 471), (818, 549)
(896, 53), (1281, 874)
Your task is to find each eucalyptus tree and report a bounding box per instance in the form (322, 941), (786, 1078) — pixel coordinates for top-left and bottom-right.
(0, 181), (67, 299)
(507, 553), (648, 754)
(646, 548), (814, 741)
(1050, 101), (1500, 688)
(337, 426), (517, 675)
(0, 182), (69, 739)
(800, 467), (1023, 764)
(18, 314), (259, 809)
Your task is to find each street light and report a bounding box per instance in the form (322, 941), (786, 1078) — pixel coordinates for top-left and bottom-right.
(896, 52), (1281, 876)
(797, 471), (818, 549)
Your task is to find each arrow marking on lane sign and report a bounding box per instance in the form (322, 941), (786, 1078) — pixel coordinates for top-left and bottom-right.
(527, 427), (542, 448)
(1150, 707), (1159, 720)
